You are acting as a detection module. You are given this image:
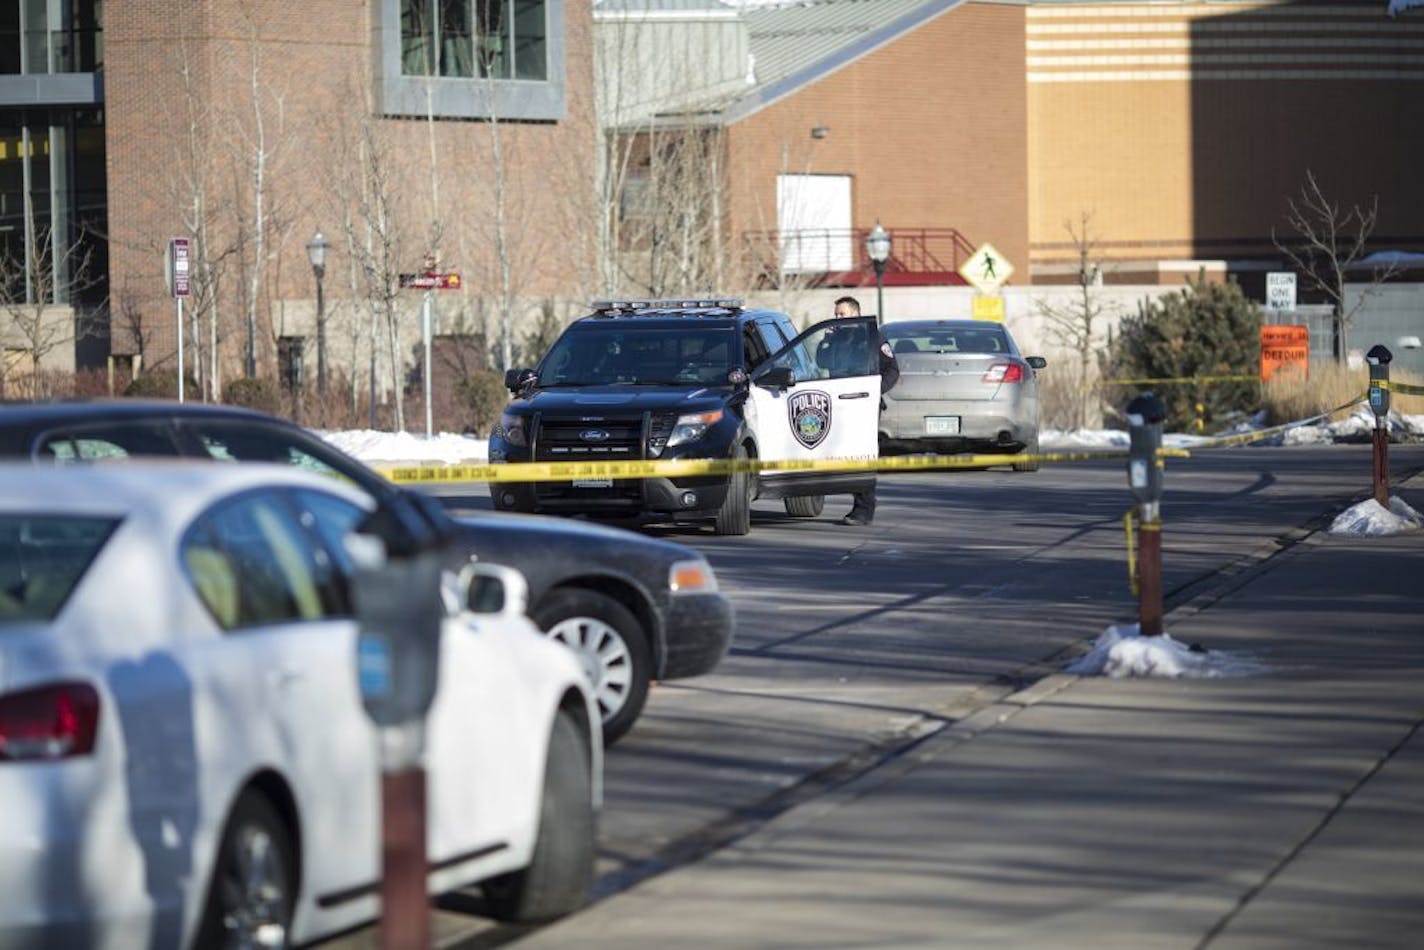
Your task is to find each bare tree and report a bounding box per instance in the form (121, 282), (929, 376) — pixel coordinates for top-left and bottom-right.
(0, 220), (101, 396)
(1034, 212), (1115, 429)
(1273, 169), (1400, 361)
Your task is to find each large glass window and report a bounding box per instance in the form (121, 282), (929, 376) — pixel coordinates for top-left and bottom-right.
(400, 0), (545, 81)
(383, 0), (560, 119)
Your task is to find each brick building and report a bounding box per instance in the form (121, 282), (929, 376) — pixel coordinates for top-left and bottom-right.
(4, 0), (595, 405)
(598, 0), (1424, 299)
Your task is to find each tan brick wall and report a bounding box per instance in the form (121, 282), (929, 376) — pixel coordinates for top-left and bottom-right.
(1027, 0), (1424, 281)
(105, 1), (596, 386)
(726, 3), (1030, 291)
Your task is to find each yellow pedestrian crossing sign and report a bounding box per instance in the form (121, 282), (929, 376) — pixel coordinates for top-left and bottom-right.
(959, 242), (1013, 295)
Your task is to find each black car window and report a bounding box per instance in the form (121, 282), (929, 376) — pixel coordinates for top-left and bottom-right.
(0, 515), (120, 623)
(742, 323), (769, 370)
(183, 420), (349, 482)
(183, 491), (341, 630)
(539, 326), (736, 386)
(34, 421), (184, 462)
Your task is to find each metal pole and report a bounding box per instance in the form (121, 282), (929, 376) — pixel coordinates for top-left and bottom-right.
(1137, 505), (1163, 637)
(177, 296), (185, 403)
(378, 725), (430, 950)
(422, 291), (433, 439)
(874, 260), (886, 326)
(316, 270), (327, 401)
(1367, 345), (1393, 508)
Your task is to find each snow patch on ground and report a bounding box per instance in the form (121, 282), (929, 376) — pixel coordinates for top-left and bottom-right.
(1066, 623), (1266, 678)
(318, 428), (490, 464)
(1328, 496), (1424, 536)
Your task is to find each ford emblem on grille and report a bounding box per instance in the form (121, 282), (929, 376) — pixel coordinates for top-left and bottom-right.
(580, 429), (611, 442)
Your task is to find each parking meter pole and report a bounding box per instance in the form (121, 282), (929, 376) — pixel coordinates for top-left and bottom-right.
(1126, 393), (1167, 637)
(1366, 345), (1393, 508)
(422, 291), (434, 440)
(379, 725), (430, 950)
(347, 502), (449, 950)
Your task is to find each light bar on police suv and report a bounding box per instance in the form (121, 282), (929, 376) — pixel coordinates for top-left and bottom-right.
(591, 298), (743, 314)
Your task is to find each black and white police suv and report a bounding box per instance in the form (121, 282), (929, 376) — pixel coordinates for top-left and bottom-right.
(489, 298), (884, 536)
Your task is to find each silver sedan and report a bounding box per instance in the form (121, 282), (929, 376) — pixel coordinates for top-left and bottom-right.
(879, 319), (1047, 470)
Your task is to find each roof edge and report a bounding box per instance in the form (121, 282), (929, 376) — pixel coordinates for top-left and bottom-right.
(724, 0), (969, 125)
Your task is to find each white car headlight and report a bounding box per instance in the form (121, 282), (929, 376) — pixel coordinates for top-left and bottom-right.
(665, 409), (724, 449)
(669, 558), (718, 594)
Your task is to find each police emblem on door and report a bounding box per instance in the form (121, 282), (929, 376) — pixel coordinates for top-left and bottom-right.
(789, 390), (832, 449)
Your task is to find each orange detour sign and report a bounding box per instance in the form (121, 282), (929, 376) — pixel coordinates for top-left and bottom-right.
(1260, 325), (1309, 381)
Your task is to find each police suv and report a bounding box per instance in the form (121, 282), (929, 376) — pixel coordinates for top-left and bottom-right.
(489, 298), (884, 535)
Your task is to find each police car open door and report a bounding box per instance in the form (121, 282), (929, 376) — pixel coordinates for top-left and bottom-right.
(747, 315), (882, 498)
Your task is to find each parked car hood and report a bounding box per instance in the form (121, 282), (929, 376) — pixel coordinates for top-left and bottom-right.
(511, 387), (729, 415)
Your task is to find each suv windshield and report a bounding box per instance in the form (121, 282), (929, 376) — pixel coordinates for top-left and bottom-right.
(0, 515), (119, 623)
(539, 326), (736, 386)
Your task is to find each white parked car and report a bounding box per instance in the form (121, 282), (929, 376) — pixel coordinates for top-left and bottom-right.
(0, 463), (602, 948)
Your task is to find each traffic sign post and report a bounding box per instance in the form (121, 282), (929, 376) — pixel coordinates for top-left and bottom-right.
(398, 266), (462, 438)
(167, 238), (191, 403)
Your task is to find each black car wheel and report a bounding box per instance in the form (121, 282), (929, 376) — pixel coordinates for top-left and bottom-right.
(196, 790), (296, 950)
(783, 495), (824, 517)
(534, 589), (650, 745)
(713, 444), (752, 536)
(483, 710), (595, 922)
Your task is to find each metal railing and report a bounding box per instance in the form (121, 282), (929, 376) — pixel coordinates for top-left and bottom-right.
(741, 227), (975, 287)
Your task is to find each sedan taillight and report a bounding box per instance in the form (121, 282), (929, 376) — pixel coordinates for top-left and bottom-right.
(983, 362), (1024, 384)
(0, 682), (100, 761)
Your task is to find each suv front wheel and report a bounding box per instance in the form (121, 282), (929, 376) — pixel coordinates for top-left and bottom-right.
(713, 444), (752, 536)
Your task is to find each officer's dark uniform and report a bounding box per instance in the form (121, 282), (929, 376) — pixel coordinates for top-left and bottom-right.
(843, 329), (900, 525)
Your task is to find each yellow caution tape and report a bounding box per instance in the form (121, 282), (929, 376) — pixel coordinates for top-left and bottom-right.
(1187, 393), (1367, 449)
(1102, 374), (1259, 386)
(374, 445), (1192, 485)
(1391, 379), (1424, 396)
(1123, 509), (1138, 595)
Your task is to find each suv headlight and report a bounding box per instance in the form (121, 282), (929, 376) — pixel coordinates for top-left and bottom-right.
(666, 409), (724, 449)
(498, 411), (528, 447)
(669, 558), (718, 594)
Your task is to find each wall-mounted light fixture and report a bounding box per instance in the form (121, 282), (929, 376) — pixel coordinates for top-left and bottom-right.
(810, 126), (830, 139)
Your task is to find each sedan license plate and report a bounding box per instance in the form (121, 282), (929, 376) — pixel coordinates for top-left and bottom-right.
(925, 416), (961, 435)
(573, 479), (613, 488)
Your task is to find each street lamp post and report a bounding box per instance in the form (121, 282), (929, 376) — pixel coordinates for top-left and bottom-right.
(306, 230), (332, 403)
(865, 224), (892, 325)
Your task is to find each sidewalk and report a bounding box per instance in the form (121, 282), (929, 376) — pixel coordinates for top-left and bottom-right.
(518, 489), (1424, 948)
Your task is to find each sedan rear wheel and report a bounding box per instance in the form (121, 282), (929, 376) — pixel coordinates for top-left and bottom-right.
(197, 791), (296, 950)
(534, 589), (650, 745)
(1012, 433), (1041, 472)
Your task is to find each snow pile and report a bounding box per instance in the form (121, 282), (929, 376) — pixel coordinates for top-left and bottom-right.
(319, 429), (490, 464)
(1066, 623), (1265, 679)
(1327, 496), (1424, 536)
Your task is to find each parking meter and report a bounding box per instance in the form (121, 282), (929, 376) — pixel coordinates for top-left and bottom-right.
(1366, 344), (1393, 419)
(1126, 392), (1167, 510)
(347, 492), (451, 732)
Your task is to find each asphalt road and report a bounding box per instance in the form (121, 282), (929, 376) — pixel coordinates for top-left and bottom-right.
(327, 442), (1424, 949)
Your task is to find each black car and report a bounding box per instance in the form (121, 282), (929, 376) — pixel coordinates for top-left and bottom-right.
(490, 298), (884, 535)
(0, 399), (734, 743)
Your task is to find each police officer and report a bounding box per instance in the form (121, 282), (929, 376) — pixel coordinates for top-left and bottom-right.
(832, 295), (899, 525)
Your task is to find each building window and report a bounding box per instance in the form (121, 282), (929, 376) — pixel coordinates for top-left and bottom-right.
(378, 0), (563, 121)
(0, 0), (103, 75)
(401, 0), (546, 81)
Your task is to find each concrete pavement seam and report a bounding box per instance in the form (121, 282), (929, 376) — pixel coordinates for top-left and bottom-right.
(1194, 712), (1424, 949)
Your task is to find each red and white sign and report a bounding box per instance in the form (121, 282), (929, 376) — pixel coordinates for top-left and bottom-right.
(169, 237), (191, 298)
(399, 271), (462, 290)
